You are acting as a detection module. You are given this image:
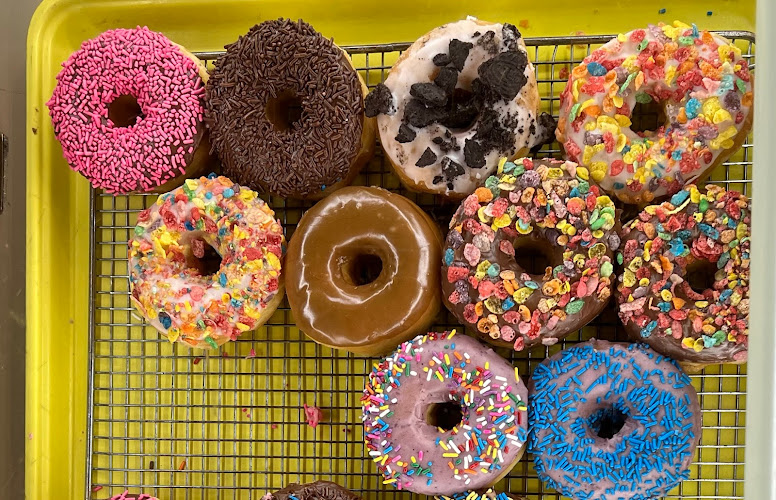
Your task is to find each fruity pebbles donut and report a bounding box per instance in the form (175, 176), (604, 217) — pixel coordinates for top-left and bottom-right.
(129, 175), (284, 349)
(529, 339), (701, 500)
(362, 331), (528, 496)
(616, 184), (750, 370)
(442, 158), (620, 352)
(557, 21), (753, 203)
(48, 27), (211, 194)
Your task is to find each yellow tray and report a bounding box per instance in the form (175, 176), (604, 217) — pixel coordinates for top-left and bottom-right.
(26, 1), (755, 499)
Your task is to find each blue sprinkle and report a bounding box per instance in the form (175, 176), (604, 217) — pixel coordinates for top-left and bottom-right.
(205, 192), (213, 199)
(222, 187), (234, 198)
(587, 61), (607, 76)
(658, 7), (666, 14)
(158, 312), (172, 329)
(502, 297), (515, 310)
(219, 273), (227, 287)
(672, 150), (683, 161)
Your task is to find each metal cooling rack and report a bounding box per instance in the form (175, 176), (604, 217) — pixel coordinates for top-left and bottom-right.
(85, 32), (754, 500)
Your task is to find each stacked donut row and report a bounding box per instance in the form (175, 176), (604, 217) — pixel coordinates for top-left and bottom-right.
(47, 16), (752, 500)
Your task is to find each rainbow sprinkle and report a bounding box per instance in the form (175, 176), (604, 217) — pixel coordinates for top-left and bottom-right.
(361, 331), (528, 495)
(529, 340), (700, 500)
(435, 488), (521, 500)
(128, 175), (283, 349)
(48, 27), (206, 194)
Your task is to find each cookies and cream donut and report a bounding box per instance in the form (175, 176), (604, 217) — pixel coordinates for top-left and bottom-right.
(557, 21), (753, 204)
(616, 184), (750, 371)
(285, 186), (442, 356)
(206, 19), (375, 199)
(129, 175), (284, 349)
(365, 18), (554, 198)
(362, 331), (528, 496)
(529, 339), (701, 500)
(48, 27), (211, 194)
(442, 158), (619, 352)
(261, 481), (361, 500)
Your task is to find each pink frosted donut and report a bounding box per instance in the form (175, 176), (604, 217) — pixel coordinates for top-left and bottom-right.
(48, 27), (211, 194)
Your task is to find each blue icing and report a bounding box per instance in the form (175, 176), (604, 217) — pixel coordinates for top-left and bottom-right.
(528, 342), (698, 500)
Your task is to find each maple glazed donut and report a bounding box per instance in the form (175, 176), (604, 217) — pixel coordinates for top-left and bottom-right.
(529, 339), (701, 500)
(442, 158), (619, 352)
(616, 184), (750, 370)
(285, 186), (442, 356)
(362, 331), (529, 496)
(365, 18), (554, 198)
(129, 175), (284, 349)
(48, 27), (211, 194)
(557, 21), (753, 203)
(206, 18), (375, 199)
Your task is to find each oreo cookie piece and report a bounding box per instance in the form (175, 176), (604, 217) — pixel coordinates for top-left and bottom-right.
(464, 139), (486, 168)
(410, 83), (447, 107)
(478, 51), (529, 100)
(365, 83), (394, 117)
(449, 39), (474, 70)
(415, 147), (438, 167)
(395, 123), (417, 143)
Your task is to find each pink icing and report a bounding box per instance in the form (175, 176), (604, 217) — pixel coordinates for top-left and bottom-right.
(47, 27), (205, 194)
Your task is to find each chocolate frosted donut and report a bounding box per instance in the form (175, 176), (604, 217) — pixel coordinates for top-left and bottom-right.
(529, 339), (701, 500)
(362, 331), (529, 496)
(285, 187), (442, 356)
(442, 158), (619, 351)
(262, 481), (361, 500)
(616, 184), (750, 370)
(436, 489), (525, 500)
(206, 19), (375, 199)
(365, 18), (554, 198)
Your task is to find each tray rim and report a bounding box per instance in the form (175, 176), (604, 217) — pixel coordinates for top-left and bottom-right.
(25, 1), (759, 498)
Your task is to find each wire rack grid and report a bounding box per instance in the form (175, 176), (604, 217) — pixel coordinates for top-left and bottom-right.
(86, 32), (754, 500)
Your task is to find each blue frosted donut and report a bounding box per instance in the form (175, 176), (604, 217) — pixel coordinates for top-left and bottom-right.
(528, 339), (701, 500)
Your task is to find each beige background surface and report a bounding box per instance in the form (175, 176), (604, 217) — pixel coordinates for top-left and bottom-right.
(0, 0), (38, 495)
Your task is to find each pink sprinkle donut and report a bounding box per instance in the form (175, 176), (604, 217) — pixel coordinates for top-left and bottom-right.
(48, 27), (211, 194)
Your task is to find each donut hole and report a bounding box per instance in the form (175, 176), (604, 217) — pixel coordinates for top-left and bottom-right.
(513, 238), (555, 276)
(443, 88), (479, 131)
(426, 401), (463, 431)
(589, 406), (629, 440)
(341, 253), (383, 286)
(183, 236), (223, 277)
(685, 259), (717, 294)
(266, 89), (304, 132)
(108, 94), (144, 127)
(630, 98), (667, 134)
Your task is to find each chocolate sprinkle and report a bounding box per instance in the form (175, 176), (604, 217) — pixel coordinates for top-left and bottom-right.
(416, 147), (437, 167)
(206, 19), (365, 198)
(478, 51), (529, 100)
(410, 82), (447, 107)
(365, 83), (394, 117)
(449, 39), (474, 70)
(395, 123), (417, 143)
(464, 138), (486, 168)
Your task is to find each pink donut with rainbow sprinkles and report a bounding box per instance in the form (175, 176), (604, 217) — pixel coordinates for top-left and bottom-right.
(48, 27), (211, 194)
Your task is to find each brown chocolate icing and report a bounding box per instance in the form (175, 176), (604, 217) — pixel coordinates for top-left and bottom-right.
(441, 158), (619, 352)
(285, 187), (442, 356)
(206, 19), (374, 199)
(265, 481), (361, 500)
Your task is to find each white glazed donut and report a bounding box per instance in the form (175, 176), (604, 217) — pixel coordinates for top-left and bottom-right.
(365, 18), (553, 199)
